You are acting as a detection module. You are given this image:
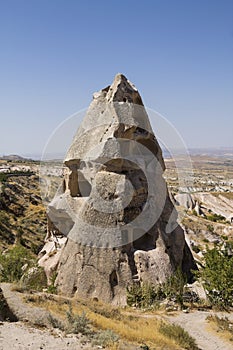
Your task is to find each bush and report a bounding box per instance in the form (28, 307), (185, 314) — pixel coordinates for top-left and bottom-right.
(127, 283), (165, 309)
(20, 266), (47, 292)
(66, 306), (91, 335)
(207, 225), (214, 233)
(48, 313), (65, 330)
(206, 213), (226, 223)
(92, 329), (119, 347)
(0, 173), (7, 183)
(127, 268), (187, 309)
(192, 245), (201, 253)
(195, 242), (233, 309)
(160, 268), (187, 308)
(0, 245), (35, 282)
(159, 322), (198, 350)
(47, 271), (57, 294)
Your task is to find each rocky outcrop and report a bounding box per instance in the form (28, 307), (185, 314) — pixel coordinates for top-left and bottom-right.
(175, 192), (233, 222)
(41, 74), (196, 305)
(175, 193), (195, 211)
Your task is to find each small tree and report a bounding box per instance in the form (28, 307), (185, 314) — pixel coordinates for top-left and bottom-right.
(163, 268), (187, 308)
(195, 242), (233, 309)
(0, 245), (35, 282)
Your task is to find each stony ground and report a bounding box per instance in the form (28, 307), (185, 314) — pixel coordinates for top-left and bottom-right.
(0, 321), (94, 350)
(0, 283), (96, 350)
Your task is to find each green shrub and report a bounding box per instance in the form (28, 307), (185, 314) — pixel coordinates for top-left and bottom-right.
(206, 213), (226, 223)
(161, 268), (187, 308)
(47, 271), (57, 294)
(127, 268), (187, 309)
(48, 313), (65, 330)
(92, 329), (119, 347)
(159, 322), (198, 350)
(222, 235), (229, 241)
(0, 245), (35, 282)
(192, 245), (201, 253)
(207, 225), (214, 233)
(20, 266), (47, 292)
(127, 283), (164, 309)
(66, 306), (91, 335)
(195, 242), (233, 309)
(0, 173), (7, 183)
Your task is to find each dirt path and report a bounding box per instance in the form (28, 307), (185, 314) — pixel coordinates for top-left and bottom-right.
(124, 309), (233, 350)
(165, 310), (233, 350)
(1, 283), (233, 350)
(0, 283), (96, 350)
(0, 321), (93, 350)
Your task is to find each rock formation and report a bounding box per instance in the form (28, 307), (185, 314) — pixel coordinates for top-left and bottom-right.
(175, 192), (233, 222)
(39, 74), (196, 305)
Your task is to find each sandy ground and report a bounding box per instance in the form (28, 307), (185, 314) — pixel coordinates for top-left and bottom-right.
(0, 321), (95, 350)
(0, 283), (97, 350)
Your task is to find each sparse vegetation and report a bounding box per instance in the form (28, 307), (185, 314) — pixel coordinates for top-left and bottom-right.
(192, 245), (201, 253)
(66, 306), (91, 335)
(25, 293), (195, 349)
(92, 329), (119, 347)
(206, 315), (233, 341)
(159, 322), (199, 350)
(47, 313), (65, 330)
(206, 213), (226, 223)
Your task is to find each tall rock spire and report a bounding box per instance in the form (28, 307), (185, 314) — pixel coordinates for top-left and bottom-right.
(40, 74), (196, 305)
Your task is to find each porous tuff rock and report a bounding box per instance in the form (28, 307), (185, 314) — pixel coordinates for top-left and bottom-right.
(41, 74), (196, 305)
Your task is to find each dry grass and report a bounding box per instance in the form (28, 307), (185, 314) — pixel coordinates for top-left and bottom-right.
(206, 315), (233, 343)
(219, 192), (233, 200)
(24, 293), (191, 349)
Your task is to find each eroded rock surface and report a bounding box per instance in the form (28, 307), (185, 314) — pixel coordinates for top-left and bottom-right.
(175, 192), (233, 222)
(40, 74), (196, 304)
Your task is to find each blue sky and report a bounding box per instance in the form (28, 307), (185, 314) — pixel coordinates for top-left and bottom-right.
(0, 0), (232, 156)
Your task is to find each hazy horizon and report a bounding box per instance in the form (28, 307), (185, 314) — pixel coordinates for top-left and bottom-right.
(1, 146), (233, 162)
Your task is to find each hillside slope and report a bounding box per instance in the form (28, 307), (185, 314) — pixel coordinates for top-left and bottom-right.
(0, 174), (46, 252)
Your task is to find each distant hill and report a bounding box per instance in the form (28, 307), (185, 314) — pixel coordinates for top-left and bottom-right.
(188, 147), (233, 158)
(0, 155), (31, 161)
